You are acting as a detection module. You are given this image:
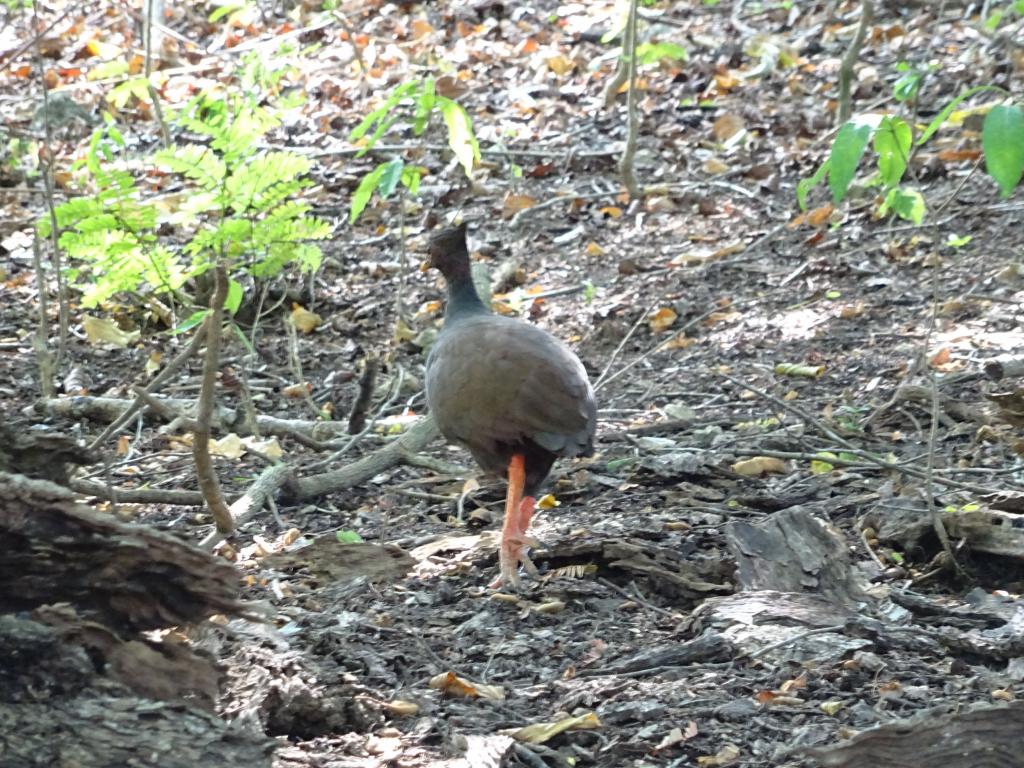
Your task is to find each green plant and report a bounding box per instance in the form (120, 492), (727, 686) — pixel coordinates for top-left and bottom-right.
(39, 59), (330, 319)
(37, 115), (178, 308)
(348, 76), (480, 223)
(155, 91), (331, 318)
(798, 86), (1024, 224)
(892, 61), (938, 103)
(983, 0), (1024, 31)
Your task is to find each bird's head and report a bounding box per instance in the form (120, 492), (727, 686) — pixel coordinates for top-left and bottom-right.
(425, 222), (470, 279)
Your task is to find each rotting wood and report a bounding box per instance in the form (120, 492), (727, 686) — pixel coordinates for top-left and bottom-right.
(944, 507), (1024, 560)
(799, 699), (1024, 768)
(0, 470), (274, 765)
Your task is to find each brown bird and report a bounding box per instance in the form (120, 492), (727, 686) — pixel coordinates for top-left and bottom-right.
(425, 223), (597, 587)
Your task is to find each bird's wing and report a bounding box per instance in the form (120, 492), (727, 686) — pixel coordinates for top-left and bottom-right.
(426, 316), (596, 457)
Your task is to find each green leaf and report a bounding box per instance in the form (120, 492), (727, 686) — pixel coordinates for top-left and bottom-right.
(401, 165), (424, 196)
(225, 278), (243, 315)
(946, 233), (972, 248)
(349, 80), (418, 150)
(413, 76), (435, 135)
(349, 162), (388, 224)
(209, 3), (245, 22)
(880, 187), (925, 225)
(892, 70), (922, 102)
(982, 104), (1024, 197)
(378, 157), (404, 198)
(106, 77), (151, 108)
(797, 159), (830, 210)
(811, 452), (837, 474)
(917, 84), (1006, 146)
(231, 321), (256, 355)
(874, 116), (912, 187)
(437, 97), (480, 177)
(336, 530), (364, 543)
(154, 145), (227, 190)
(828, 117), (877, 204)
(635, 41), (688, 65)
(173, 310), (210, 335)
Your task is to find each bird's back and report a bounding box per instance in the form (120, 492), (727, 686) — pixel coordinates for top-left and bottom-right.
(426, 313), (596, 477)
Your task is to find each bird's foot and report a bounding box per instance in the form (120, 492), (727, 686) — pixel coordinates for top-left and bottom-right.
(491, 535), (542, 590)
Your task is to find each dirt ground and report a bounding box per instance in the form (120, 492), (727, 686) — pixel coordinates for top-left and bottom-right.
(2, 1), (1024, 767)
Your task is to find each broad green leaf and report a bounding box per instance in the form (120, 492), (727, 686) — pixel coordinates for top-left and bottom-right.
(379, 157), (404, 198)
(437, 97), (480, 177)
(413, 76), (435, 135)
(336, 530), (364, 543)
(874, 116), (912, 187)
(828, 117), (877, 204)
(797, 159), (830, 210)
(917, 84), (1006, 145)
(635, 41), (688, 65)
(225, 278), (243, 315)
(173, 309), (210, 335)
(349, 162), (388, 224)
(982, 104), (1024, 197)
(880, 187), (925, 224)
(349, 80), (418, 148)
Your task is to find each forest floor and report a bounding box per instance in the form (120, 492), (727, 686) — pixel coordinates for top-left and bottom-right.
(2, 1), (1024, 767)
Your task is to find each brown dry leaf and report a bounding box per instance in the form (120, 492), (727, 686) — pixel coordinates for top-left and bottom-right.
(410, 18), (433, 39)
(704, 310), (740, 326)
(384, 699), (420, 716)
(661, 334), (693, 350)
(654, 723), (699, 752)
(502, 193), (537, 218)
(82, 315), (140, 348)
(510, 711), (601, 744)
(546, 54), (575, 75)
(929, 347), (951, 367)
(806, 203), (834, 227)
(281, 381), (311, 399)
(435, 74), (466, 98)
(697, 743), (741, 766)
(289, 303), (321, 333)
(416, 300), (443, 318)
(755, 690), (779, 705)
(116, 435), (130, 456)
(516, 37), (539, 55)
(839, 302), (864, 319)
(937, 148), (981, 163)
(714, 70), (740, 92)
(712, 113), (745, 142)
(240, 436), (284, 459)
(711, 242), (745, 259)
(209, 433), (246, 459)
(703, 157), (730, 175)
(428, 671), (505, 701)
(649, 307), (677, 333)
(585, 241), (605, 257)
(732, 457), (789, 476)
(145, 350), (162, 376)
(599, 205), (623, 218)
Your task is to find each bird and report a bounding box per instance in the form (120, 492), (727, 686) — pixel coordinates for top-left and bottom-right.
(424, 222), (597, 588)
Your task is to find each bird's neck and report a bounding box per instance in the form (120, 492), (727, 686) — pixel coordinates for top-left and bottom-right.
(444, 265), (489, 320)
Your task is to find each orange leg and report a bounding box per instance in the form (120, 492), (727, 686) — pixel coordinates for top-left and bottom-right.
(492, 455), (540, 588)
